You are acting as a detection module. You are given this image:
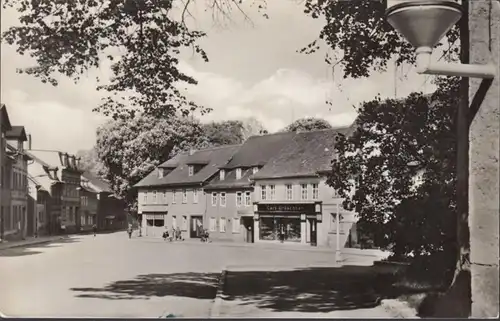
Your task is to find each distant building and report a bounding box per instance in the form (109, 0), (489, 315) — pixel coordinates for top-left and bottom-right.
(135, 145), (241, 239)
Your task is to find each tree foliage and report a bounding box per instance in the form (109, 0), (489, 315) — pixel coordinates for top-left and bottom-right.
(301, 0), (460, 78)
(76, 148), (106, 177)
(241, 117), (268, 139)
(202, 120), (245, 146)
(94, 114), (209, 209)
(281, 117), (333, 132)
(327, 76), (459, 261)
(0, 0), (267, 119)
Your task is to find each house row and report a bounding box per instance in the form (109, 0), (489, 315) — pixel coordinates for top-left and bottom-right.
(0, 104), (126, 242)
(135, 127), (361, 249)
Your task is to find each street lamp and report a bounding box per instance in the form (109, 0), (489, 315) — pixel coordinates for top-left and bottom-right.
(386, 0), (496, 79)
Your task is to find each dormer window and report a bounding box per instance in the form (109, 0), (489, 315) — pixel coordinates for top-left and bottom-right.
(220, 169), (225, 181)
(252, 167), (259, 174)
(158, 168), (164, 179)
(188, 165), (194, 177)
(236, 168), (242, 180)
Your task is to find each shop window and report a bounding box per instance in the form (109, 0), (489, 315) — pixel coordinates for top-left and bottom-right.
(209, 217), (216, 232)
(232, 218), (240, 233)
(220, 192), (226, 207)
(236, 192), (242, 207)
(259, 216), (301, 242)
(154, 217), (164, 227)
(172, 216), (177, 229)
(212, 192), (217, 206)
(245, 191), (251, 206)
(182, 216), (188, 231)
(220, 217), (226, 232)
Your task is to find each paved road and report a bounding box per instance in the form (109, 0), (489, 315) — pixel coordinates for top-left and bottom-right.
(0, 231), (346, 318)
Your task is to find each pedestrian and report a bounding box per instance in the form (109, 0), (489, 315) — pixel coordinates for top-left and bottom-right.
(127, 225), (133, 239)
(92, 224), (97, 237)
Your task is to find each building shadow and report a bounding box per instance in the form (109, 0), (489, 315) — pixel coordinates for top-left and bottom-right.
(0, 237), (81, 257)
(222, 265), (402, 313)
(71, 272), (220, 301)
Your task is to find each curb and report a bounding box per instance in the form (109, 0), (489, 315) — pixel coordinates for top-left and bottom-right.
(209, 267), (228, 318)
(0, 236), (68, 252)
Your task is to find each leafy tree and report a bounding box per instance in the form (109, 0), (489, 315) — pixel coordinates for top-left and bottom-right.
(202, 120), (245, 146)
(95, 114), (209, 209)
(281, 117), (333, 132)
(241, 117), (269, 139)
(76, 148), (106, 177)
(328, 76), (459, 276)
(0, 0), (267, 119)
(301, 0), (459, 79)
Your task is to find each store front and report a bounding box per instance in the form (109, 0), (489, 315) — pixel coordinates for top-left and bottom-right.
(255, 202), (322, 245)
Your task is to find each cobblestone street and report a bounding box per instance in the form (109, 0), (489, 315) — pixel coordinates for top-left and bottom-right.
(0, 231), (386, 318)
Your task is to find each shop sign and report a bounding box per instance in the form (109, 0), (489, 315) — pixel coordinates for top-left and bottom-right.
(257, 203), (316, 213)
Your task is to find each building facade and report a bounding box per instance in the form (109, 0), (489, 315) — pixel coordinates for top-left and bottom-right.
(0, 104), (12, 241)
(136, 145), (240, 239)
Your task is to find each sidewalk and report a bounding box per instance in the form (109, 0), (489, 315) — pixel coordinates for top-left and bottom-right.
(210, 261), (416, 318)
(0, 235), (69, 251)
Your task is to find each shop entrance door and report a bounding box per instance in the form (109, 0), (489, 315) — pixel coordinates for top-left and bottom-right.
(190, 216), (203, 238)
(242, 217), (254, 243)
(309, 218), (317, 246)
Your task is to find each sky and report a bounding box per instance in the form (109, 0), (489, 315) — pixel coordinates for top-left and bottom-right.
(0, 0), (435, 154)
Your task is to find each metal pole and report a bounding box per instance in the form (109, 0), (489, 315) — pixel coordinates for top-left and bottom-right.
(335, 204), (342, 263)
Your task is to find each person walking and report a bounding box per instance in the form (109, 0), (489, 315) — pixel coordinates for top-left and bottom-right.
(92, 224), (97, 237)
(127, 225), (133, 239)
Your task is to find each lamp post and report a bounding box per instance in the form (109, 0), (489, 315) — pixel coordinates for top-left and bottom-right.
(335, 204), (342, 264)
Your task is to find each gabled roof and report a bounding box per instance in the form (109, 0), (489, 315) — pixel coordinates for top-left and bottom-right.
(81, 171), (112, 193)
(159, 152), (190, 168)
(5, 126), (28, 141)
(135, 144), (241, 188)
(222, 131), (295, 169)
(0, 104), (12, 132)
(251, 127), (352, 180)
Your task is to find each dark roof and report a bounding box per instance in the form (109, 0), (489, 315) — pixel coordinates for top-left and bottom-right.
(135, 144), (241, 188)
(222, 131), (296, 169)
(81, 171), (112, 193)
(5, 126), (28, 141)
(205, 167), (254, 190)
(251, 127), (352, 179)
(159, 153), (190, 168)
(0, 104), (12, 132)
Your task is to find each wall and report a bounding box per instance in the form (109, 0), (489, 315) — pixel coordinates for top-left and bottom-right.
(253, 177), (356, 248)
(204, 189), (254, 242)
(7, 146), (28, 240)
(469, 0), (500, 317)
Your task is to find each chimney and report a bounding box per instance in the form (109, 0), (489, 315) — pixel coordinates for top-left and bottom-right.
(28, 134), (32, 150)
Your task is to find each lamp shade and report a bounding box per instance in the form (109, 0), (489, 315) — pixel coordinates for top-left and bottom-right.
(386, 1), (462, 48)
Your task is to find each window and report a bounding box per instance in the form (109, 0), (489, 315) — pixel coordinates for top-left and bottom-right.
(182, 216), (188, 231)
(212, 192), (217, 206)
(172, 216), (177, 229)
(220, 192), (226, 207)
(269, 185), (276, 200)
(193, 189), (199, 204)
(219, 217), (226, 232)
(152, 191), (157, 203)
(245, 191), (251, 206)
(163, 191), (168, 204)
(252, 167), (259, 174)
(220, 169), (225, 181)
(209, 217), (216, 232)
(143, 192), (147, 204)
(158, 168), (164, 178)
(301, 184), (308, 200)
(172, 190), (177, 204)
(261, 185), (267, 200)
(188, 165), (194, 177)
(312, 183), (319, 200)
(286, 184), (293, 200)
(236, 192), (242, 207)
(232, 218), (240, 233)
(236, 168), (242, 179)
(182, 190), (187, 203)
